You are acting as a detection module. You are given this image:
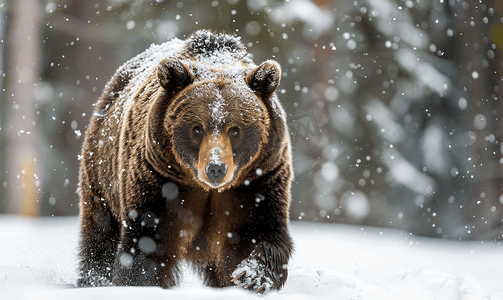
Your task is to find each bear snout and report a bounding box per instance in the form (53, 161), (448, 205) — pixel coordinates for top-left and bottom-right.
(197, 138), (236, 190)
(205, 161), (228, 184)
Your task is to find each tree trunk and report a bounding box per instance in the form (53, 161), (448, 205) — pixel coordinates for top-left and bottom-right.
(5, 0), (41, 216)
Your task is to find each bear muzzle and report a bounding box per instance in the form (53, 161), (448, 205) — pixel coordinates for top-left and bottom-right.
(205, 161), (228, 185)
(197, 143), (236, 190)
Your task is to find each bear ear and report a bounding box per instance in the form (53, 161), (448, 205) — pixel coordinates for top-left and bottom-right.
(247, 60), (282, 97)
(157, 58), (192, 93)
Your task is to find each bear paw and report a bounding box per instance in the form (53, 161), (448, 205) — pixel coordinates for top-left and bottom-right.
(231, 253), (276, 294)
(78, 268), (113, 287)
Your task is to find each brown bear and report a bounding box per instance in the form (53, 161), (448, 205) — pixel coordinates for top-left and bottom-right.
(77, 30), (293, 294)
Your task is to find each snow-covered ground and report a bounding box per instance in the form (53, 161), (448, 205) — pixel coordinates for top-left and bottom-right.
(0, 216), (502, 300)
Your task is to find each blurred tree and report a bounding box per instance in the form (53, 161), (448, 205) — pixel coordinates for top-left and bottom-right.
(0, 2), (6, 213)
(4, 0), (42, 216)
(275, 0), (503, 239)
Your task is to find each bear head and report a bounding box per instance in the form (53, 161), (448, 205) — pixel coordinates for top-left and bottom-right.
(154, 56), (283, 191)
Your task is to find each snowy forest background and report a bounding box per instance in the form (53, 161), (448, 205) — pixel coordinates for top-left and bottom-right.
(0, 0), (502, 241)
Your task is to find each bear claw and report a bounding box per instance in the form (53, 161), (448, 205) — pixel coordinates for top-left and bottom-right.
(231, 271), (245, 282)
(255, 285), (265, 294)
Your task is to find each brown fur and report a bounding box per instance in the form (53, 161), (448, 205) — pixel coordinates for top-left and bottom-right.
(77, 30), (293, 292)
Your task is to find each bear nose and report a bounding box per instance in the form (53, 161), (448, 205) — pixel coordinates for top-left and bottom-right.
(206, 162), (227, 184)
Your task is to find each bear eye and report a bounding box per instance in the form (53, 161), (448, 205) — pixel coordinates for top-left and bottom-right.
(193, 126), (202, 135)
(230, 127), (240, 137)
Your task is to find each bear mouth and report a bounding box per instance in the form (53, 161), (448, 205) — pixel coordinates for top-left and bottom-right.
(196, 161), (235, 190)
(197, 174), (234, 190)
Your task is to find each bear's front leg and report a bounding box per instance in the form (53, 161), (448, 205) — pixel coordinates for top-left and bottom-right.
(231, 239), (292, 294)
(111, 211), (179, 288)
(78, 202), (120, 287)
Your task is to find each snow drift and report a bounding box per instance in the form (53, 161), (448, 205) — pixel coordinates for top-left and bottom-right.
(0, 216), (501, 299)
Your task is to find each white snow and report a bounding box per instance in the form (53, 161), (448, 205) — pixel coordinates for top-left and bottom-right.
(0, 216), (502, 299)
(209, 148), (223, 164)
(232, 256), (274, 292)
(113, 38), (185, 120)
(341, 191), (370, 222)
(397, 48), (453, 96)
(459, 97), (468, 110)
(364, 97), (406, 144)
(268, 0), (334, 37)
(422, 123), (450, 177)
(320, 161), (339, 182)
(323, 86), (340, 102)
(209, 93), (228, 139)
(384, 147), (436, 195)
(473, 114), (487, 130)
(114, 32), (249, 122)
(161, 182), (179, 201)
(365, 0), (429, 49)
